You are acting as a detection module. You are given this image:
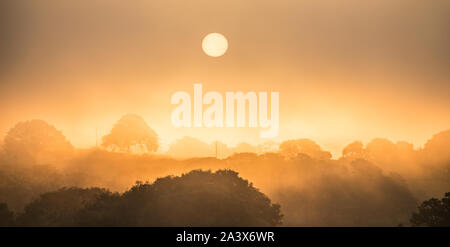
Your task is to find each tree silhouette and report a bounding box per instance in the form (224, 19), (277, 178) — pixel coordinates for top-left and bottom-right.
(80, 170), (282, 226)
(342, 141), (365, 159)
(102, 114), (158, 153)
(17, 187), (113, 226)
(15, 170), (283, 226)
(279, 139), (331, 160)
(0, 203), (14, 226)
(410, 192), (450, 226)
(423, 129), (450, 164)
(3, 120), (73, 165)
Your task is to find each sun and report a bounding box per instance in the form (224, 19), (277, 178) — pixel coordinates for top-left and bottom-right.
(202, 33), (228, 57)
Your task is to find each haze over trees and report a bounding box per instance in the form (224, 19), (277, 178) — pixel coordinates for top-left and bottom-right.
(2, 120), (74, 165)
(6, 170), (282, 226)
(167, 136), (277, 159)
(279, 139), (332, 160)
(102, 114), (159, 153)
(167, 136), (214, 158)
(342, 141), (366, 160)
(0, 118), (449, 226)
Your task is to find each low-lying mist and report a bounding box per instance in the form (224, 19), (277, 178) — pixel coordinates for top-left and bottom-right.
(0, 117), (449, 226)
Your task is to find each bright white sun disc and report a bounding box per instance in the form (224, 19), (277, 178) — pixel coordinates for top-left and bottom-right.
(202, 33), (228, 57)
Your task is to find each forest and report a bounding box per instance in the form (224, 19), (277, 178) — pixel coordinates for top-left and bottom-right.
(0, 114), (449, 226)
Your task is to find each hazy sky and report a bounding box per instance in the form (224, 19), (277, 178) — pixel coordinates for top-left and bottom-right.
(1, 0), (449, 156)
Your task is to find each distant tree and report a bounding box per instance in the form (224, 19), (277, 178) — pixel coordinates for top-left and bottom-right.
(342, 141), (365, 158)
(0, 203), (15, 226)
(3, 120), (74, 165)
(102, 114), (158, 153)
(259, 140), (279, 153)
(17, 187), (113, 226)
(423, 129), (450, 164)
(410, 192), (450, 226)
(365, 138), (397, 163)
(279, 139), (331, 160)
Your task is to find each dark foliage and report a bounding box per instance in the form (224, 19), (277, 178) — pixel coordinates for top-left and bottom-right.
(12, 170), (282, 226)
(0, 203), (14, 226)
(17, 187), (114, 226)
(410, 192), (450, 226)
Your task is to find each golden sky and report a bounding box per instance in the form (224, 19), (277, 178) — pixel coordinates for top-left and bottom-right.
(1, 0), (449, 157)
